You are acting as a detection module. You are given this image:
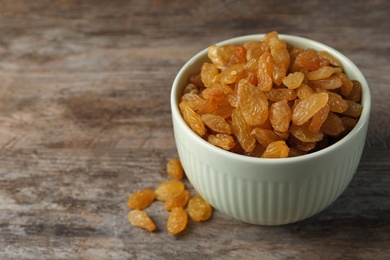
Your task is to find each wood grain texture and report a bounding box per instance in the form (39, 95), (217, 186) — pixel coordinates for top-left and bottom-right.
(0, 0), (389, 259)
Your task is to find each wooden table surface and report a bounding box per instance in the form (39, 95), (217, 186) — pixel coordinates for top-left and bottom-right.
(0, 0), (389, 259)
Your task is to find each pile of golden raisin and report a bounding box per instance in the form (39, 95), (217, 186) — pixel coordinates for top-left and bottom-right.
(179, 31), (363, 158)
(127, 158), (212, 235)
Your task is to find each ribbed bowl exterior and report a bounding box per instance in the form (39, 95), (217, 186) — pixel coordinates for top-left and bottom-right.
(174, 117), (367, 225)
(171, 34), (371, 225)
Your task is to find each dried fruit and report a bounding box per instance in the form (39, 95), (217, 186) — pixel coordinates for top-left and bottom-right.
(261, 141), (290, 158)
(342, 100), (363, 118)
(263, 31), (289, 85)
(317, 51), (342, 67)
(166, 158), (184, 180)
(181, 93), (205, 111)
(251, 128), (282, 147)
(231, 108), (256, 153)
(208, 134), (235, 150)
(292, 92), (329, 125)
(341, 116), (358, 134)
(310, 76), (343, 90)
(179, 31), (363, 157)
(208, 44), (237, 69)
(167, 207), (188, 235)
(179, 101), (206, 136)
(128, 158), (215, 235)
(269, 99), (292, 132)
(306, 66), (334, 80)
(213, 64), (244, 85)
(201, 114), (232, 134)
(244, 40), (268, 61)
(290, 124), (324, 143)
(202, 84), (233, 101)
(282, 72), (305, 89)
(187, 195), (213, 222)
(201, 62), (219, 88)
(237, 79), (269, 126)
(287, 134), (316, 152)
(265, 88), (297, 102)
(345, 80), (362, 102)
(326, 91), (348, 113)
(229, 46), (247, 65)
(296, 84), (315, 100)
(257, 51), (274, 91)
(127, 189), (155, 210)
(196, 98), (218, 115)
(309, 104), (330, 133)
(295, 49), (321, 71)
(338, 72), (354, 97)
(321, 112), (345, 136)
(164, 190), (191, 211)
(183, 83), (199, 95)
(189, 74), (204, 88)
(155, 180), (185, 202)
(128, 210), (156, 232)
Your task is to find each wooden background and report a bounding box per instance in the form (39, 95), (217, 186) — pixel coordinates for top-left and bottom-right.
(0, 0), (389, 259)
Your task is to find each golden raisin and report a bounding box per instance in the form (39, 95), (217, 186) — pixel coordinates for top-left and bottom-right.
(257, 51), (274, 91)
(187, 195), (213, 222)
(196, 98), (218, 115)
(309, 104), (330, 133)
(321, 112), (345, 136)
(181, 93), (205, 111)
(183, 83), (199, 95)
(265, 88), (297, 102)
(244, 40), (268, 61)
(167, 207), (188, 235)
(310, 76), (343, 90)
(207, 134), (235, 150)
(326, 91), (348, 113)
(237, 79), (269, 126)
(317, 50), (342, 67)
(289, 124), (324, 143)
(208, 44), (237, 69)
(155, 180), (185, 202)
(295, 49), (321, 71)
(127, 189), (155, 210)
(213, 64), (244, 85)
(166, 158), (184, 180)
(201, 114), (232, 134)
(251, 127), (282, 147)
(287, 135), (316, 152)
(345, 80), (362, 102)
(282, 72), (305, 89)
(202, 84), (233, 101)
(201, 62), (219, 88)
(269, 99), (292, 133)
(164, 190), (191, 211)
(231, 108), (256, 153)
(292, 92), (329, 125)
(128, 210), (156, 232)
(306, 66), (334, 80)
(342, 100), (363, 118)
(338, 72), (354, 97)
(341, 116), (358, 134)
(296, 84), (315, 100)
(179, 101), (207, 136)
(261, 140), (290, 158)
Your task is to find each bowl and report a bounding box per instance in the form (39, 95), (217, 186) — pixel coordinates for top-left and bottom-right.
(170, 34), (371, 225)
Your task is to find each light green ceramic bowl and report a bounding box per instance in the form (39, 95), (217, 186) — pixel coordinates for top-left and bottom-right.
(171, 34), (371, 225)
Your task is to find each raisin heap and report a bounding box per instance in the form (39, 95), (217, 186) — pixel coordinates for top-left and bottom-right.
(179, 31), (363, 158)
(127, 157), (213, 235)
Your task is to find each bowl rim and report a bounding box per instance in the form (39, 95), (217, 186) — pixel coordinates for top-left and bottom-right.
(171, 34), (371, 165)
